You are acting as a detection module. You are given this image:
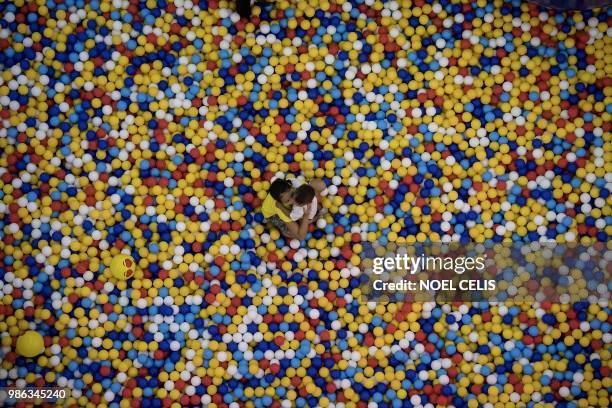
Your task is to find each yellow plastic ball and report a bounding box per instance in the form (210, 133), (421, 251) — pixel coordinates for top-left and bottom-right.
(110, 254), (136, 280)
(16, 331), (45, 358)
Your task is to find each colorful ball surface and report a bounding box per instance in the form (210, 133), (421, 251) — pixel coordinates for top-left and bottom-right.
(0, 0), (610, 406)
(109, 254), (136, 280)
(15, 331), (45, 358)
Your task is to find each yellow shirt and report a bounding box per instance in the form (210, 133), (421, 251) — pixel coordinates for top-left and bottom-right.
(261, 194), (292, 222)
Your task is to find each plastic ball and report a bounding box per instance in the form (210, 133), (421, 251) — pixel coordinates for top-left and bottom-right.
(109, 254), (136, 280)
(16, 331), (45, 358)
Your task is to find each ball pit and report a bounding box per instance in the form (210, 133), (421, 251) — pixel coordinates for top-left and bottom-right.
(0, 0), (611, 406)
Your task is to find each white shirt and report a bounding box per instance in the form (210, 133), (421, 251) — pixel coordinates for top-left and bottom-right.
(290, 197), (318, 221)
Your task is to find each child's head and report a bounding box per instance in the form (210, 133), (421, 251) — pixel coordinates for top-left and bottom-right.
(294, 185), (315, 206)
(270, 179), (292, 203)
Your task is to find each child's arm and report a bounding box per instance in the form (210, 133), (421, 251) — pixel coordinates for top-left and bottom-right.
(309, 179), (327, 195)
(277, 202), (292, 218)
(285, 216), (311, 240)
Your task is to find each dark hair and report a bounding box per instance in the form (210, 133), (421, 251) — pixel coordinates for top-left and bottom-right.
(294, 185), (315, 205)
(270, 179), (291, 201)
(236, 0), (252, 18)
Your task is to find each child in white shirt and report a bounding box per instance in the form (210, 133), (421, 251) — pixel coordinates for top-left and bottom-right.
(289, 181), (327, 222)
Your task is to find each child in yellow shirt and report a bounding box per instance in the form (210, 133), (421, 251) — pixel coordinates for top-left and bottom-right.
(261, 178), (326, 240)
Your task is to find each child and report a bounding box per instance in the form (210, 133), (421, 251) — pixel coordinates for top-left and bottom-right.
(261, 178), (327, 240)
(261, 179), (311, 240)
(289, 181), (327, 222)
